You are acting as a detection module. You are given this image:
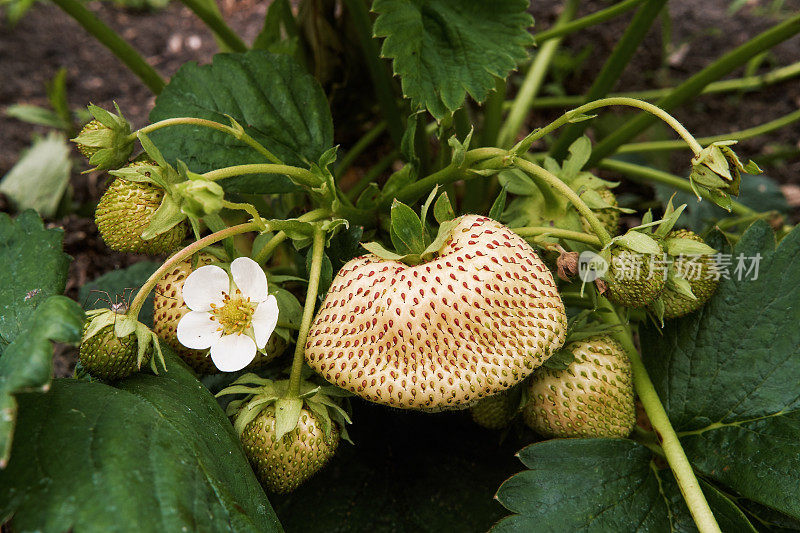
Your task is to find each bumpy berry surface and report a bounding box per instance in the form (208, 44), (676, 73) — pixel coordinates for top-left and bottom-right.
(470, 390), (517, 430)
(76, 119), (103, 160)
(95, 162), (188, 255)
(523, 336), (634, 438)
(305, 215), (567, 411)
(659, 229), (719, 319)
(241, 407), (339, 493)
(604, 247), (666, 308)
(153, 254), (287, 374)
(581, 187), (620, 237)
(79, 322), (152, 381)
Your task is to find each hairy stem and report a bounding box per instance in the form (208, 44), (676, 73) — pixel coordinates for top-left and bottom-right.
(513, 226), (602, 246)
(177, 0), (247, 53)
(252, 208), (330, 265)
(597, 158), (756, 216)
(499, 0), (579, 148)
(599, 302), (720, 533)
(527, 60), (800, 108)
(51, 0), (165, 94)
(287, 227), (325, 397)
(127, 222), (261, 319)
(135, 118), (281, 164)
(617, 108), (800, 153)
(202, 164), (321, 188)
(514, 157), (612, 246)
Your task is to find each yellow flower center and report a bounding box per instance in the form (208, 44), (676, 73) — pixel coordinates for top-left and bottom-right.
(210, 289), (256, 335)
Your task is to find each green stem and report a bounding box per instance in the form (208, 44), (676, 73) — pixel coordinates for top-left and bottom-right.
(252, 208), (330, 264)
(514, 157), (612, 246)
(135, 118), (281, 164)
(550, 0), (669, 159)
(342, 0), (404, 147)
(527, 97), (704, 155)
(127, 222), (260, 318)
(597, 158), (756, 216)
(513, 226), (602, 246)
(589, 13), (800, 165)
(287, 227), (325, 397)
(177, 0), (247, 53)
(345, 149), (399, 200)
(479, 77), (507, 147)
(335, 122), (387, 179)
(533, 0), (646, 45)
(617, 108), (800, 153)
(498, 0), (579, 148)
(528, 60), (800, 108)
(599, 302), (720, 533)
(202, 164), (321, 188)
(50, 0), (165, 94)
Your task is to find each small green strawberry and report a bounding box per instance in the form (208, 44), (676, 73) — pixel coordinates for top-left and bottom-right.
(581, 187), (620, 237)
(603, 245), (666, 308)
(241, 406), (339, 493)
(152, 253), (287, 374)
(219, 376), (352, 494)
(470, 390), (518, 430)
(654, 229), (719, 319)
(523, 335), (634, 439)
(71, 104), (134, 170)
(79, 308), (164, 381)
(95, 161), (188, 255)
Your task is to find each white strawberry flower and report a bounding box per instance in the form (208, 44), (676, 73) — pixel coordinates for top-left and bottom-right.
(177, 256), (279, 372)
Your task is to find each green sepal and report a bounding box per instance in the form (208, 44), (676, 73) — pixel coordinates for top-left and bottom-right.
(433, 192), (455, 223)
(664, 237), (716, 256)
(173, 178), (225, 219)
(420, 187), (439, 228)
(141, 194), (186, 240)
(381, 165), (418, 200)
(489, 187), (508, 220)
(666, 269), (697, 300)
(274, 397), (303, 440)
(72, 103), (134, 171)
(609, 230), (662, 255)
(510, 128), (541, 156)
(543, 347), (575, 370)
(448, 128), (474, 168)
(109, 162), (168, 189)
(652, 199), (686, 239)
(390, 199), (426, 255)
(562, 136), (591, 180)
(498, 168), (539, 196)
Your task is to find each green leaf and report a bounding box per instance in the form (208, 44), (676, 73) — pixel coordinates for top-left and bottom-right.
(0, 211), (71, 350)
(5, 104), (67, 129)
(433, 192), (456, 223)
(150, 51), (333, 193)
(390, 199), (426, 255)
(0, 348), (282, 532)
(0, 296), (84, 467)
(562, 136), (591, 180)
(78, 261), (160, 328)
(0, 132), (71, 218)
(372, 0), (534, 119)
(498, 169), (539, 196)
(643, 222), (800, 519)
(494, 439), (755, 532)
(271, 403), (521, 531)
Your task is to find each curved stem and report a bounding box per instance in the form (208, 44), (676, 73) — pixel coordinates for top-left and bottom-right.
(287, 227), (325, 397)
(499, 0), (579, 148)
(335, 122), (387, 179)
(514, 157), (613, 246)
(589, 13), (800, 165)
(252, 208), (330, 265)
(177, 0), (247, 53)
(597, 158), (756, 216)
(533, 0), (646, 46)
(202, 164), (320, 188)
(135, 118), (281, 164)
(617, 108), (800, 154)
(599, 301), (720, 533)
(531, 97), (704, 155)
(514, 226), (602, 247)
(127, 222), (261, 319)
(526, 60), (800, 108)
(50, 0), (165, 94)
(345, 149), (399, 200)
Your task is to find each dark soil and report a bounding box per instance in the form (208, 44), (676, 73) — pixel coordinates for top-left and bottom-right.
(1, 0), (799, 375)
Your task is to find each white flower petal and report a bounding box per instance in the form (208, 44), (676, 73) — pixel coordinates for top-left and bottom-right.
(252, 295), (279, 349)
(210, 334), (257, 372)
(231, 257), (268, 302)
(183, 265), (229, 311)
(177, 311), (222, 350)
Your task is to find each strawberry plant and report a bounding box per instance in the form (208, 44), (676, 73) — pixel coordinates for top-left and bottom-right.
(1, 1), (800, 532)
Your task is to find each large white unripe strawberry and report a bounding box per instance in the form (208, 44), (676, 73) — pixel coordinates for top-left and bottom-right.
(305, 215), (568, 411)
